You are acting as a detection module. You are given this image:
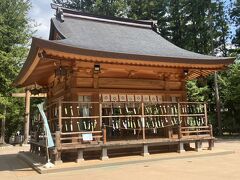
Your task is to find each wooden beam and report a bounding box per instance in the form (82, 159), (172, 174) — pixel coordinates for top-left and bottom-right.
(12, 93), (47, 98)
(98, 78), (165, 89)
(70, 87), (185, 95)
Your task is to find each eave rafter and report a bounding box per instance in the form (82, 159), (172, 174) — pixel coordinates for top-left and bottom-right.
(41, 48), (228, 70)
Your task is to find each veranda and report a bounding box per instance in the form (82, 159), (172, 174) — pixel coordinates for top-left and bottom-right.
(30, 98), (213, 163)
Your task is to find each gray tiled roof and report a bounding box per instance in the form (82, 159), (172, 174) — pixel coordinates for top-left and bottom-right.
(50, 9), (232, 61)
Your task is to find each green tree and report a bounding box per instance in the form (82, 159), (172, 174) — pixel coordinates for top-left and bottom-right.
(53, 0), (127, 16)
(0, 0), (32, 143)
(231, 0), (240, 47)
(218, 59), (240, 133)
(53, 0), (95, 12)
(126, 0), (170, 39)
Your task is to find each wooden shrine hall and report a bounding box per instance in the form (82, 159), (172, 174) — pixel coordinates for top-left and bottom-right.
(14, 5), (234, 163)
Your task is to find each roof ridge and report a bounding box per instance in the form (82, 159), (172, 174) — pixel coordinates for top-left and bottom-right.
(51, 3), (155, 28)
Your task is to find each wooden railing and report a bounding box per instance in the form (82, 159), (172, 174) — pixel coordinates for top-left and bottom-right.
(30, 101), (211, 148)
(54, 129), (105, 149)
(178, 124), (213, 139)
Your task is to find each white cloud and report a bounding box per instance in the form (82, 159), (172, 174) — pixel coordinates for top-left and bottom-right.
(28, 0), (55, 39)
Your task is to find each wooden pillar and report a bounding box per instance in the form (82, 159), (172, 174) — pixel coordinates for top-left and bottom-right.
(195, 141), (202, 152)
(54, 131), (63, 164)
(23, 89), (31, 144)
(177, 102), (181, 125)
(92, 93), (100, 130)
(178, 125), (182, 139)
(102, 125), (107, 144)
(141, 102), (145, 140)
(209, 124), (213, 137)
(58, 99), (62, 132)
(208, 140), (214, 150)
(208, 124), (214, 150)
(99, 102), (102, 130)
(204, 103), (208, 125)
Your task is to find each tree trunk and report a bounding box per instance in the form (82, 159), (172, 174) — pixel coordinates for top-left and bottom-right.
(0, 106), (6, 144)
(214, 71), (222, 136)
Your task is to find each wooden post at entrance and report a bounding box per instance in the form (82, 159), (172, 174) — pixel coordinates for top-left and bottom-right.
(12, 92), (47, 144)
(23, 90), (31, 144)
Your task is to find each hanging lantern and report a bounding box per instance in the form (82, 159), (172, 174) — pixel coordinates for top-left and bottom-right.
(183, 69), (189, 77)
(94, 64), (100, 73)
(30, 88), (40, 95)
(55, 66), (68, 77)
(39, 87), (49, 93)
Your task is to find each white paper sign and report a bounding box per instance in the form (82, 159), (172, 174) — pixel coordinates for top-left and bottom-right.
(82, 133), (93, 141)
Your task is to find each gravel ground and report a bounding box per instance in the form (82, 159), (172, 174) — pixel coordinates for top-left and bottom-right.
(0, 138), (240, 180)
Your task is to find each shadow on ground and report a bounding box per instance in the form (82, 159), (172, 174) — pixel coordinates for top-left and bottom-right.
(0, 153), (32, 172)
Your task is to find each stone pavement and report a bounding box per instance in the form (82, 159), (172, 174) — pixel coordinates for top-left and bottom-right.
(1, 139), (240, 180)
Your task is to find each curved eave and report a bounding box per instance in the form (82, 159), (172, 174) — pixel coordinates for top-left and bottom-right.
(14, 37), (235, 87)
(13, 40), (40, 87)
(33, 37), (235, 64)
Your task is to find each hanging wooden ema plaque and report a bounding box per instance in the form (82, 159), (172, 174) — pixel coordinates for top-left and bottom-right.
(119, 94), (126, 101)
(111, 94), (119, 102)
(150, 95), (157, 102)
(102, 94), (110, 102)
(127, 95), (134, 101)
(157, 95), (163, 102)
(143, 95), (150, 102)
(135, 95), (142, 102)
(171, 96), (177, 102)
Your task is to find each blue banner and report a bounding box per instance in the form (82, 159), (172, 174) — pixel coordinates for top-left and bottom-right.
(37, 102), (55, 148)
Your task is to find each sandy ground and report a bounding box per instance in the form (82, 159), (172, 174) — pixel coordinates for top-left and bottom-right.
(1, 138), (240, 180)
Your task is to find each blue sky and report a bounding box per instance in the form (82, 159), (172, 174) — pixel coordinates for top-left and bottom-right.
(28, 0), (54, 39)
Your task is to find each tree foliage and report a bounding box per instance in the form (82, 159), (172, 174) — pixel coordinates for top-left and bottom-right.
(231, 0), (240, 47)
(53, 0), (128, 16)
(0, 0), (32, 141)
